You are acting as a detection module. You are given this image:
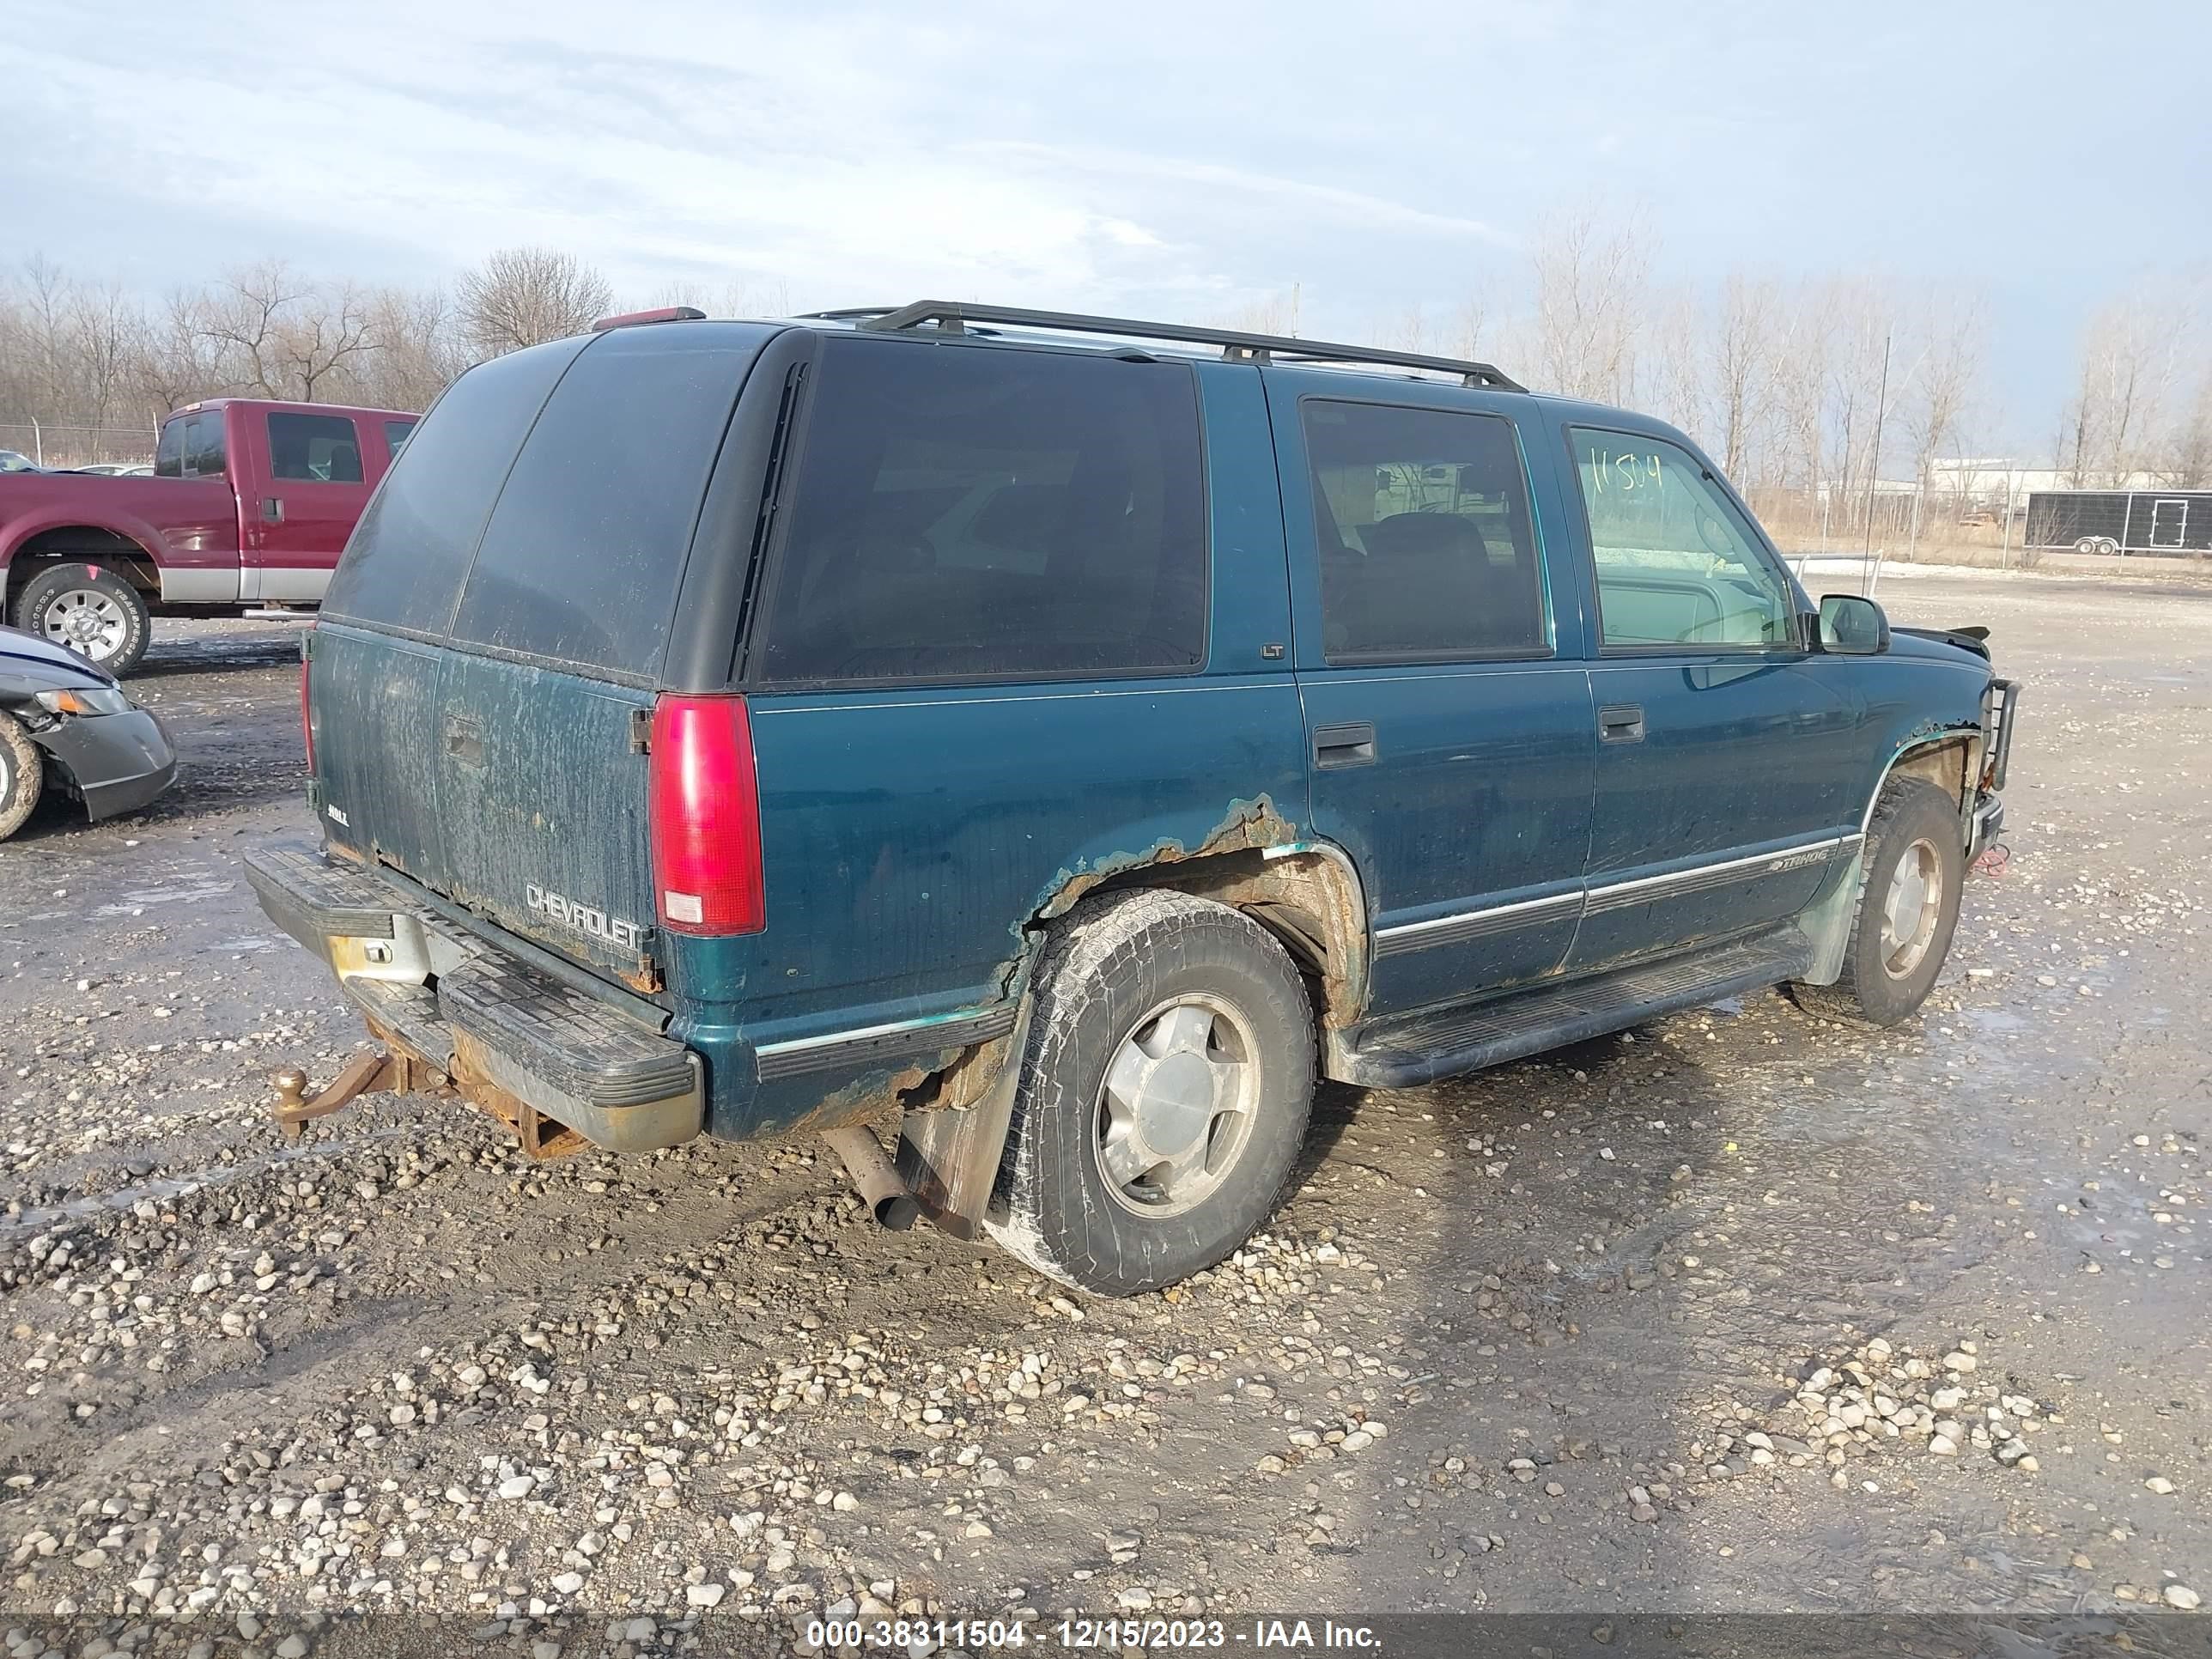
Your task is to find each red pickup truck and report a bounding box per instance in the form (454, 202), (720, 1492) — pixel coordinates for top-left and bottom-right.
(0, 397), (417, 674)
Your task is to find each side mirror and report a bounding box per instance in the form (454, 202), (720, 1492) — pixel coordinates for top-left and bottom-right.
(1817, 593), (1889, 655)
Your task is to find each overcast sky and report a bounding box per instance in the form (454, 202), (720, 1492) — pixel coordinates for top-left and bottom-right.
(4, 0), (2207, 442)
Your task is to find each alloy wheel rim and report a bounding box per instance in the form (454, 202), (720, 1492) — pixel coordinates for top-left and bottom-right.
(1880, 837), (1943, 979)
(43, 590), (129, 661)
(1093, 993), (1261, 1218)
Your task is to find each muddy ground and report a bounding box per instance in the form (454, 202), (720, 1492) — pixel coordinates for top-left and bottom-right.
(0, 574), (2205, 1650)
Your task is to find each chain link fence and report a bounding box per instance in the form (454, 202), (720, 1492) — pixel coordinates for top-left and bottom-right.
(0, 422), (160, 470)
(1747, 483), (2027, 573)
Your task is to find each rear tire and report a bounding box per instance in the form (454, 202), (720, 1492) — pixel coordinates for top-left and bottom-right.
(986, 890), (1316, 1296)
(14, 562), (152, 677)
(1790, 778), (1965, 1027)
(0, 714), (43, 842)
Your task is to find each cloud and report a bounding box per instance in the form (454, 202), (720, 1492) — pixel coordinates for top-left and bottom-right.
(0, 0), (1526, 315)
(974, 143), (1520, 249)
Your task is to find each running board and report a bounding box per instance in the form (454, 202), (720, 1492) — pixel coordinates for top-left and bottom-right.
(1328, 931), (1812, 1089)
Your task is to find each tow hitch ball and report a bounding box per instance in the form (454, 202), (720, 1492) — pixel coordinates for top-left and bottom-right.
(269, 1047), (434, 1139)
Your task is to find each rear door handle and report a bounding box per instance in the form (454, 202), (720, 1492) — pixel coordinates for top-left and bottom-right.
(1313, 721), (1376, 769)
(1598, 703), (1645, 743)
(260, 496), (283, 524)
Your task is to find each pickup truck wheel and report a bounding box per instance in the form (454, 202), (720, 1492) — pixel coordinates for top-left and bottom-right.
(0, 714), (43, 842)
(14, 563), (151, 677)
(1790, 779), (1965, 1028)
(986, 890), (1316, 1297)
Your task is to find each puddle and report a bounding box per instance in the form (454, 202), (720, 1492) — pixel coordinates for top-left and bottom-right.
(92, 880), (237, 918)
(1, 1127), (405, 1238)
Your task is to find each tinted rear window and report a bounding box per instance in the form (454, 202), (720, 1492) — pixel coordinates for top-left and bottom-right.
(755, 337), (1206, 684)
(1304, 399), (1547, 661)
(185, 412), (226, 479)
(268, 412), (363, 483)
(446, 324), (763, 676)
(154, 418), (185, 477)
(321, 337), (588, 635)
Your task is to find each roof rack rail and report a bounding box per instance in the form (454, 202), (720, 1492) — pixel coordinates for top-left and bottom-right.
(805, 301), (1527, 392)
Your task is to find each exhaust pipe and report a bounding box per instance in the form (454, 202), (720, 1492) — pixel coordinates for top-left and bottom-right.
(822, 1127), (920, 1231)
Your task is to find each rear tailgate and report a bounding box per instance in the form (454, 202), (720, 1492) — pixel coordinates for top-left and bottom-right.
(313, 337), (592, 893)
(433, 654), (658, 988)
(315, 320), (773, 995)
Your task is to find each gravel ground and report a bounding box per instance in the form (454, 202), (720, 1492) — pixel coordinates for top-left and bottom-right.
(0, 575), (2205, 1652)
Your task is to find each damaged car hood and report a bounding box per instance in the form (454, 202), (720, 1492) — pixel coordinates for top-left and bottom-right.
(0, 623), (119, 693)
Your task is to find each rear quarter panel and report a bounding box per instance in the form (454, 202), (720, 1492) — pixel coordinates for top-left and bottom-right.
(0, 473), (240, 586)
(672, 359), (1310, 1139)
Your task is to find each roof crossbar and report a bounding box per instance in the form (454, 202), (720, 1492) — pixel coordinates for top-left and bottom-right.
(807, 301), (1527, 392)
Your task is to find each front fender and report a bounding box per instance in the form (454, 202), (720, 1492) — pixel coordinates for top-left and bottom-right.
(1851, 659), (1993, 830)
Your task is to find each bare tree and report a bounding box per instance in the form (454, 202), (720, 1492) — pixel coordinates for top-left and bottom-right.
(134, 289), (229, 423)
(1765, 282), (1832, 494)
(1644, 282), (1706, 437)
(457, 247), (614, 357)
(1901, 293), (1987, 494)
(355, 285), (463, 413)
(1821, 279), (1901, 532)
(9, 255), (75, 419)
(1529, 207), (1650, 403)
(1, 234), (2205, 501)
(191, 262), (385, 403)
(1209, 289), (1302, 337)
(2171, 369), (2212, 489)
(66, 279), (137, 429)
(198, 261), (314, 399)
(1382, 301), (1431, 356)
(2059, 283), (2193, 487)
(1708, 273), (1780, 482)
(1452, 286), (1492, 362)
(276, 283), (377, 403)
(647, 278), (798, 320)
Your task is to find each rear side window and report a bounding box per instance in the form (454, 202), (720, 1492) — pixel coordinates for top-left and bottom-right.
(268, 412), (363, 483)
(446, 325), (759, 676)
(1303, 400), (1546, 661)
(153, 418), (185, 477)
(321, 337), (588, 636)
(756, 339), (1206, 684)
(383, 418), (416, 457)
(185, 413), (226, 479)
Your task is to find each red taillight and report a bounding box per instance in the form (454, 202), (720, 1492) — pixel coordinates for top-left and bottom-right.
(648, 694), (764, 936)
(300, 628), (315, 770)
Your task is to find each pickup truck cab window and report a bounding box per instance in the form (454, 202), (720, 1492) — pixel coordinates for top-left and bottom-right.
(183, 412), (227, 480)
(1571, 428), (1792, 652)
(154, 410), (225, 480)
(267, 412), (364, 483)
(1304, 399), (1548, 662)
